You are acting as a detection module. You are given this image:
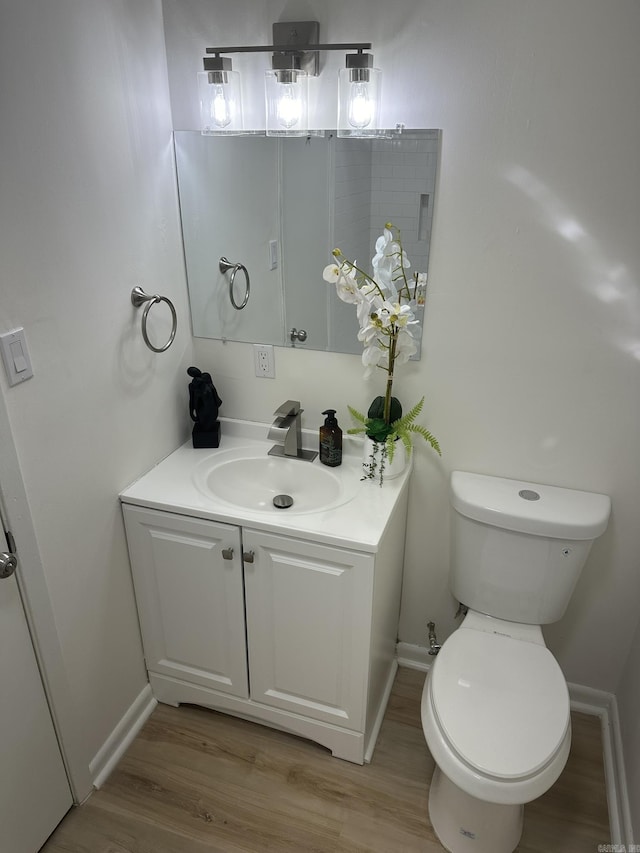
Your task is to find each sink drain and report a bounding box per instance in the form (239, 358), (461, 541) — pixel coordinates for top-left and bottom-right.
(273, 494), (294, 509)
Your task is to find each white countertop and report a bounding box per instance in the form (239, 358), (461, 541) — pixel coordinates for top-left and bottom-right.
(119, 418), (411, 553)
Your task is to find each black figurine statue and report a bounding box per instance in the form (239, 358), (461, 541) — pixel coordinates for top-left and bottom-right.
(187, 366), (222, 448)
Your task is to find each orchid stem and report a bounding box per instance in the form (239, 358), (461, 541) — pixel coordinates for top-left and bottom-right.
(383, 331), (398, 424)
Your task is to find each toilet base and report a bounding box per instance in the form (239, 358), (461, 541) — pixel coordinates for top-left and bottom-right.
(428, 766), (523, 853)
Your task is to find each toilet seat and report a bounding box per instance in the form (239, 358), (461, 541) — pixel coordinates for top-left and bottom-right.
(430, 627), (569, 782)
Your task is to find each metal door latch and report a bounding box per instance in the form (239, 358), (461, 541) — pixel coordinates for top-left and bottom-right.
(0, 551), (17, 579)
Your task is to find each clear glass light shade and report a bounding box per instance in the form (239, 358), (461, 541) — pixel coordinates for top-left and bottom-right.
(198, 69), (243, 135)
(265, 69), (309, 136)
(337, 66), (382, 138)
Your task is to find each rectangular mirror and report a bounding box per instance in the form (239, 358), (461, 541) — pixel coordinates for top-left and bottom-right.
(174, 129), (440, 355)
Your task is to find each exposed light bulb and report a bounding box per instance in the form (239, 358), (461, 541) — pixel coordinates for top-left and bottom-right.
(347, 81), (373, 128)
(265, 67), (308, 136)
(276, 83), (302, 128)
(210, 84), (232, 128)
(198, 62), (242, 135)
(338, 54), (382, 138)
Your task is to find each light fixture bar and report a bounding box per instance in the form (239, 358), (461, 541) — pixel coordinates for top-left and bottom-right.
(206, 21), (372, 80)
(204, 44), (372, 80)
(205, 43), (371, 54)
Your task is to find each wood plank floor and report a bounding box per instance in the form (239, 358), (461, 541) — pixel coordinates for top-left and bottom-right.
(42, 668), (610, 852)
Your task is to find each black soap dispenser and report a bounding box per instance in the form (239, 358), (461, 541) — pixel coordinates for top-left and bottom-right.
(319, 409), (342, 467)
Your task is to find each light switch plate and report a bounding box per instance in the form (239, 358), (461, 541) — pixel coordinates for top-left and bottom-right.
(0, 328), (34, 386)
(269, 239), (279, 270)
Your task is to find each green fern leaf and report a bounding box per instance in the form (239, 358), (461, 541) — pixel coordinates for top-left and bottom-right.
(391, 396), (425, 432)
(385, 434), (396, 462)
(347, 405), (366, 424)
(406, 423), (441, 455)
(398, 430), (413, 454)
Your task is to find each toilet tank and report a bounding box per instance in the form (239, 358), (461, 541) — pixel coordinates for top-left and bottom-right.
(450, 471), (610, 625)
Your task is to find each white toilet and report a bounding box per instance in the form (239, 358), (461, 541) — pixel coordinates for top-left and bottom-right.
(421, 470), (610, 853)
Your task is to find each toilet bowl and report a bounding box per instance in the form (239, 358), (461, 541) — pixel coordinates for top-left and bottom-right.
(421, 613), (571, 852)
(421, 471), (610, 853)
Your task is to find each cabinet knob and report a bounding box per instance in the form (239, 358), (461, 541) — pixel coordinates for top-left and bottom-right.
(243, 550), (255, 563)
(222, 547), (234, 560)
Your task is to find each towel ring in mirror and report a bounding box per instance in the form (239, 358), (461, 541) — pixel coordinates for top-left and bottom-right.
(219, 257), (250, 310)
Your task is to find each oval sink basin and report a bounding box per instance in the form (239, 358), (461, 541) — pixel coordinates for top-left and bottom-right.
(192, 447), (360, 514)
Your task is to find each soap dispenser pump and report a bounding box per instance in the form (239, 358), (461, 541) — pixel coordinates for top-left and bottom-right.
(319, 409), (342, 467)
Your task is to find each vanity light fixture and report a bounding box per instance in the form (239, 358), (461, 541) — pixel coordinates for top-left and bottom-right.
(264, 51), (309, 137)
(337, 52), (382, 138)
(201, 21), (383, 137)
(198, 56), (243, 135)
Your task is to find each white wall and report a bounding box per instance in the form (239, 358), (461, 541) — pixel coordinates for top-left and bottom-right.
(0, 0), (192, 791)
(163, 0), (640, 695)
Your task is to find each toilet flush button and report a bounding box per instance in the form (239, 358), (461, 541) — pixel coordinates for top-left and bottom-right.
(519, 489), (540, 501)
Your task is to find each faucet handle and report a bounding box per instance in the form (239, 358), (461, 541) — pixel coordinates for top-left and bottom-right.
(273, 399), (301, 418)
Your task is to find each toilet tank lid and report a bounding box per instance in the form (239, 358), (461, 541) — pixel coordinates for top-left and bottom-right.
(450, 471), (611, 540)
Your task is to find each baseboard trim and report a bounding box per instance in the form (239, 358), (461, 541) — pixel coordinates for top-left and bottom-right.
(567, 682), (633, 846)
(397, 643), (632, 845)
(89, 684), (157, 789)
(396, 641), (432, 672)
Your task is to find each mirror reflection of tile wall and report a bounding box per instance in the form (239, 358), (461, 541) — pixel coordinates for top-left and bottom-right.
(331, 130), (440, 355)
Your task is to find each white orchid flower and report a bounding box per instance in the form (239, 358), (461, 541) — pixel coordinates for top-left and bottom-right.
(362, 341), (384, 365)
(394, 329), (418, 364)
(389, 302), (417, 328)
(322, 262), (341, 283)
(324, 259), (362, 305)
(356, 288), (382, 326)
(321, 223), (428, 406)
(361, 340), (389, 377)
(372, 228), (394, 265)
(335, 267), (360, 304)
(372, 226), (411, 304)
(389, 241), (411, 270)
(357, 322), (380, 344)
(373, 300), (404, 329)
(373, 269), (397, 301)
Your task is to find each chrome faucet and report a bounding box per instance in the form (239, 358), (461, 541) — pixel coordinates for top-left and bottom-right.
(268, 400), (317, 461)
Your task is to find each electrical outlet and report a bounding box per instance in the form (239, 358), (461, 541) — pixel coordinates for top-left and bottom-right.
(253, 344), (275, 378)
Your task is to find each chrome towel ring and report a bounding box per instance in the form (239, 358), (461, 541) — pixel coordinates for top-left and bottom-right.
(219, 256), (250, 310)
(131, 286), (177, 353)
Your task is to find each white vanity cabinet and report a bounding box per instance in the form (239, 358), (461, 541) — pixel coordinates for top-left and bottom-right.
(122, 494), (408, 764)
(242, 528), (373, 734)
(122, 506), (249, 699)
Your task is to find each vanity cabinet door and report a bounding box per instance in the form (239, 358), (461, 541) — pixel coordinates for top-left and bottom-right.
(122, 505), (248, 699)
(242, 529), (374, 730)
